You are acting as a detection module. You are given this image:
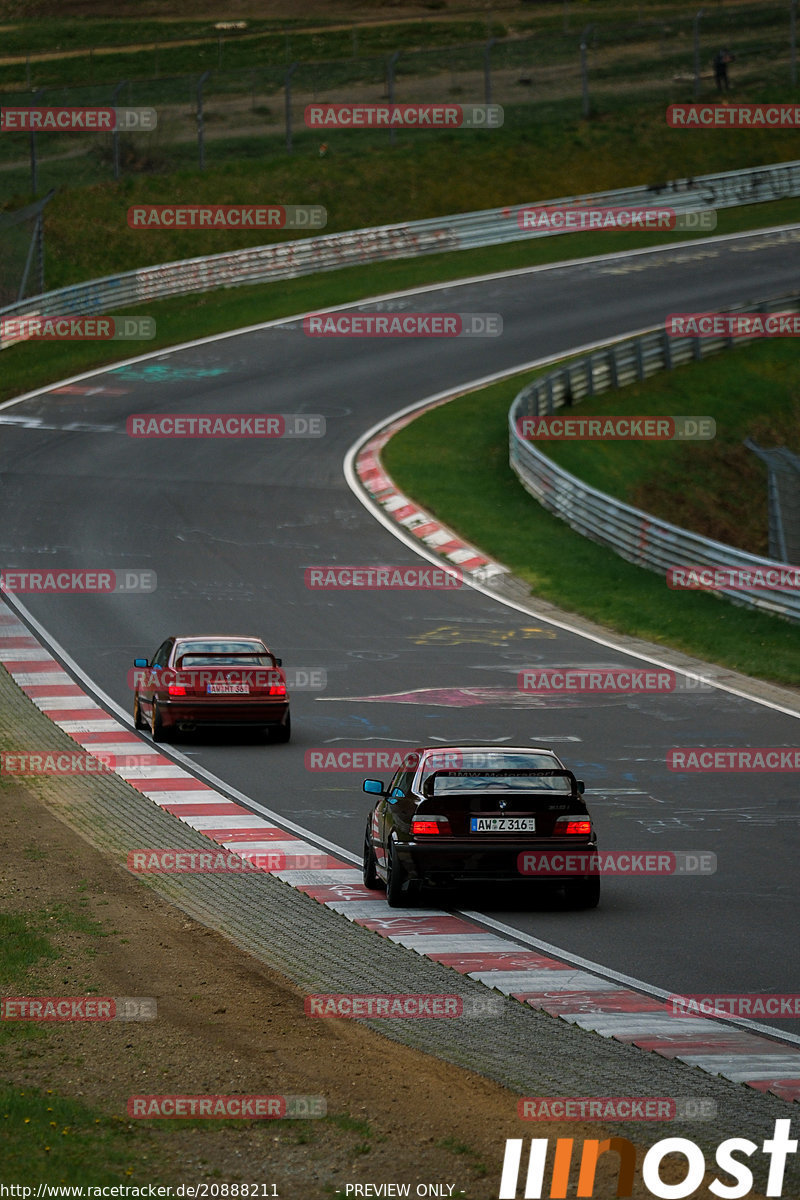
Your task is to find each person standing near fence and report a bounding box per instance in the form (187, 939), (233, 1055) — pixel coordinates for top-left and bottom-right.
(713, 48), (734, 92)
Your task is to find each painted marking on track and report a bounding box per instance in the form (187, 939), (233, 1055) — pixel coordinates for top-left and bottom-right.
(317, 686), (623, 708)
(110, 363), (228, 382)
(410, 624), (556, 646)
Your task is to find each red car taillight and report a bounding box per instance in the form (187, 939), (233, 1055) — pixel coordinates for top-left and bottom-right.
(554, 817), (592, 836)
(267, 684), (286, 696)
(411, 816), (453, 836)
(167, 685), (187, 696)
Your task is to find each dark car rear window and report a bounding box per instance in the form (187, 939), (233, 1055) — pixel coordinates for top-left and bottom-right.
(175, 640), (272, 667)
(420, 751), (563, 786)
(430, 773), (571, 795)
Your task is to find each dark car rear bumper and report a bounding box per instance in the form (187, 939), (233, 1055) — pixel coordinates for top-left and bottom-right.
(156, 698), (289, 728)
(396, 837), (598, 884)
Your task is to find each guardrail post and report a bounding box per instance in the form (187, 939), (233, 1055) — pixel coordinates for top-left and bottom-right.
(196, 70), (211, 170)
(285, 62), (299, 153)
(545, 377), (555, 413)
(662, 328), (673, 370)
(112, 79), (128, 180)
(584, 356), (594, 397)
(608, 347), (619, 389)
(634, 338), (645, 380)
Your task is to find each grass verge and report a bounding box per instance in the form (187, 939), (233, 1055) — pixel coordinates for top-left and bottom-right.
(530, 338), (800, 558)
(380, 362), (800, 687)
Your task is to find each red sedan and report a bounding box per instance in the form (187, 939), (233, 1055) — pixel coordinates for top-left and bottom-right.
(132, 635), (290, 743)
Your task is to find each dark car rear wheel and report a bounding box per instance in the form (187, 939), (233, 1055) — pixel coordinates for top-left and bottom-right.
(362, 827), (380, 890)
(150, 699), (167, 743)
(270, 713), (291, 743)
(564, 875), (600, 910)
(385, 841), (418, 908)
(133, 695), (146, 730)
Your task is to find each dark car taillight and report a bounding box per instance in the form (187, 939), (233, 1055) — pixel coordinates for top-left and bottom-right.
(553, 817), (592, 836)
(411, 816), (453, 836)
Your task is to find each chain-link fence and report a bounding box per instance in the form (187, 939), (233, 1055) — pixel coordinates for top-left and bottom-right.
(745, 441), (800, 565)
(0, 3), (798, 196)
(0, 190), (53, 306)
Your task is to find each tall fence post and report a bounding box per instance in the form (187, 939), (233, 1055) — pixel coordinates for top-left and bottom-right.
(285, 62), (299, 153)
(387, 51), (400, 146)
(196, 70), (211, 170)
(484, 38), (497, 105)
(112, 79), (128, 181)
(693, 9), (705, 100)
(29, 87), (44, 197)
(580, 26), (592, 118)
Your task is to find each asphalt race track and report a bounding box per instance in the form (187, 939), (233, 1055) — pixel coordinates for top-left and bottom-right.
(2, 230), (799, 1031)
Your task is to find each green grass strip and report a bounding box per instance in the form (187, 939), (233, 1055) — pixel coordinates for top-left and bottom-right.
(381, 365), (800, 687)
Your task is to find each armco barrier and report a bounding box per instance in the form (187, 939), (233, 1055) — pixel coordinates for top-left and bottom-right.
(1, 158), (799, 340)
(509, 293), (800, 622)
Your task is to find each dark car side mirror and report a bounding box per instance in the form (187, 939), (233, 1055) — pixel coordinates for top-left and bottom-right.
(275, 658), (282, 667)
(133, 658), (148, 668)
(363, 779), (384, 795)
(576, 780), (585, 794)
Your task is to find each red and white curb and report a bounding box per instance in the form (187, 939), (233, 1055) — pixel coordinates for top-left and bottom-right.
(355, 414), (509, 585)
(2, 602), (799, 1104)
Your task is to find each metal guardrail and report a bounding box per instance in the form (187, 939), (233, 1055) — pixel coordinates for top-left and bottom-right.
(1, 158), (799, 334)
(508, 294), (800, 623)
